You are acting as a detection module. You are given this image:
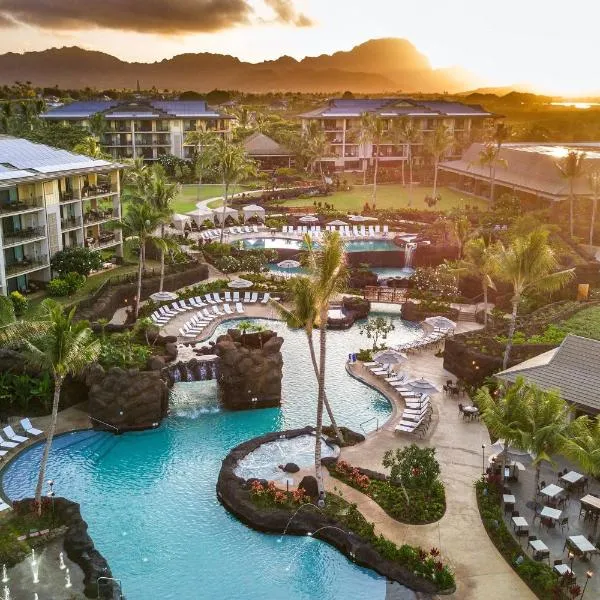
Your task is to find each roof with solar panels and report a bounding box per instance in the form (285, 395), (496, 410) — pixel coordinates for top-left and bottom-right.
(299, 98), (493, 118)
(42, 100), (233, 120)
(0, 136), (120, 188)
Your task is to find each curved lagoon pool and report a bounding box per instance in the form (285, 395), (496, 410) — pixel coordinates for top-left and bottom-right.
(2, 317), (422, 600)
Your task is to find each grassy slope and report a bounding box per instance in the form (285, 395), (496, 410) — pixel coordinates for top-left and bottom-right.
(173, 185), (244, 213)
(278, 185), (488, 212)
(561, 306), (600, 340)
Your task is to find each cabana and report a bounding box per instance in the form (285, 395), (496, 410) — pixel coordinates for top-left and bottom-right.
(241, 204), (266, 223)
(187, 206), (215, 228)
(212, 206), (239, 224)
(171, 213), (193, 232)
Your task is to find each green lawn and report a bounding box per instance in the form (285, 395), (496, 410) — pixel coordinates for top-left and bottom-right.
(173, 184), (245, 213)
(561, 306), (600, 340)
(280, 185), (488, 212)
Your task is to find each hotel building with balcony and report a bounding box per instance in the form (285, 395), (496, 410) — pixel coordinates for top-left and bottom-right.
(0, 136), (123, 295)
(299, 98), (496, 172)
(41, 101), (234, 162)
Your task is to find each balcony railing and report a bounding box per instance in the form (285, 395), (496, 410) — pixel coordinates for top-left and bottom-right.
(59, 191), (81, 203)
(61, 216), (83, 230)
(0, 198), (44, 214)
(2, 226), (46, 246)
(5, 256), (49, 277)
(81, 184), (116, 199)
(85, 233), (120, 249)
(84, 209), (116, 225)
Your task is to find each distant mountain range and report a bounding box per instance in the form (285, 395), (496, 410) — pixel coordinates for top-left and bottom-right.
(0, 39), (485, 93)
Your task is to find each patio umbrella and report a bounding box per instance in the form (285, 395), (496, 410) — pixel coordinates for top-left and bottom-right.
(348, 215), (378, 222)
(150, 291), (178, 302)
(277, 259), (301, 269)
(327, 219), (348, 227)
(424, 316), (457, 330)
(406, 377), (440, 393)
(298, 215), (319, 223)
(228, 278), (253, 289)
(488, 440), (533, 464)
(373, 349), (408, 365)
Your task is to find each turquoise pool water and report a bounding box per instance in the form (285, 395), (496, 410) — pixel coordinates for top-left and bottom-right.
(2, 317), (422, 599)
(237, 238), (400, 252)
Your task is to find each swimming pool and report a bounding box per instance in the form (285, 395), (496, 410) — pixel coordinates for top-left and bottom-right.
(237, 238), (400, 252)
(2, 317), (422, 599)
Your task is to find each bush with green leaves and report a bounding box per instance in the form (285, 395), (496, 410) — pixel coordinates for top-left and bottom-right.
(358, 316), (395, 350)
(0, 372), (53, 414)
(46, 272), (86, 297)
(98, 333), (151, 370)
(383, 445), (441, 492)
(51, 247), (103, 277)
(9, 291), (28, 317)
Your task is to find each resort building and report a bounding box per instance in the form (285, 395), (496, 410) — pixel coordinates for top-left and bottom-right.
(0, 136), (123, 295)
(41, 101), (234, 162)
(439, 142), (600, 204)
(242, 132), (293, 171)
(298, 98), (495, 172)
(496, 334), (600, 416)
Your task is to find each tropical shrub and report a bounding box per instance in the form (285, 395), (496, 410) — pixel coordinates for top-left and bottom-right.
(51, 247), (103, 277)
(46, 272), (86, 297)
(97, 334), (151, 370)
(9, 291), (28, 317)
(0, 372), (53, 414)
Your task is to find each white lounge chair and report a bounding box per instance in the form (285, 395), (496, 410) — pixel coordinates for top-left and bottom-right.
(249, 293), (258, 303)
(3, 426), (27, 443)
(212, 292), (223, 303)
(261, 293), (271, 304)
(178, 328), (196, 338)
(212, 305), (225, 316)
(177, 300), (192, 311)
(243, 292), (252, 303)
(252, 225), (259, 233)
(223, 304), (234, 315)
(159, 306), (177, 317)
(235, 302), (244, 314)
(204, 294), (216, 305)
(233, 292), (241, 302)
(0, 435), (17, 449)
(170, 302), (186, 314)
(224, 292), (233, 302)
(202, 309), (216, 321)
(21, 419), (44, 435)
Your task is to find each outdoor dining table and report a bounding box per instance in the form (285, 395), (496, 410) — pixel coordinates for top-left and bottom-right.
(512, 516), (528, 532)
(540, 483), (564, 499)
(503, 494), (516, 505)
(553, 563), (574, 577)
(560, 471), (583, 485)
(564, 535), (598, 559)
(528, 538), (550, 560)
(539, 506), (562, 528)
(580, 495), (600, 511)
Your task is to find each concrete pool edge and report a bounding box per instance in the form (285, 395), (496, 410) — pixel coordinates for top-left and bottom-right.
(216, 426), (450, 595)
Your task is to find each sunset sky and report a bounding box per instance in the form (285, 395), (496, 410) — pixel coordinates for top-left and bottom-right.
(0, 0), (598, 95)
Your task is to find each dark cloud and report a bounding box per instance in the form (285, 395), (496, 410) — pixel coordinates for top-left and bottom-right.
(264, 0), (314, 27)
(0, 0), (254, 34)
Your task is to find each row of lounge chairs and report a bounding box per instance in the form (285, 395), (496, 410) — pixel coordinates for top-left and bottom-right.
(281, 225), (389, 238)
(150, 292), (273, 327)
(178, 303), (245, 338)
(362, 365), (433, 438)
(198, 225), (260, 240)
(393, 327), (454, 354)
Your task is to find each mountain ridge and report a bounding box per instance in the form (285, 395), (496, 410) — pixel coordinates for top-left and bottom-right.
(0, 38), (484, 93)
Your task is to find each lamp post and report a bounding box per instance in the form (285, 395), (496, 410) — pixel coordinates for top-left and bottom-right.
(568, 551), (575, 572)
(481, 443), (486, 475)
(47, 479), (55, 526)
(580, 570), (593, 599)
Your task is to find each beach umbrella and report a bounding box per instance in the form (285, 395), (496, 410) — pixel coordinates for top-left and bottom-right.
(298, 215), (319, 223)
(488, 440), (533, 464)
(348, 215), (378, 222)
(327, 219), (348, 226)
(406, 377), (439, 393)
(228, 278), (253, 289)
(150, 291), (178, 302)
(424, 316), (457, 330)
(277, 259), (301, 269)
(373, 349), (407, 365)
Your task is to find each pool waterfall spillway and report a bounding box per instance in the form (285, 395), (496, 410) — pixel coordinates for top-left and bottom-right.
(165, 355), (219, 386)
(404, 243), (417, 268)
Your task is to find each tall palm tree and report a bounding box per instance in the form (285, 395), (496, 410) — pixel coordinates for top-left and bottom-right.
(212, 139), (256, 243)
(453, 215), (472, 259)
(562, 415), (600, 478)
(425, 124), (454, 199)
(304, 232), (347, 499)
(112, 202), (164, 317)
(393, 118), (421, 206)
(358, 113), (388, 207)
(494, 229), (574, 369)
(556, 150), (586, 238)
(146, 166), (180, 292)
(475, 377), (530, 475)
(459, 237), (497, 327)
(88, 113), (107, 142)
(184, 125), (218, 201)
(272, 276), (345, 444)
(304, 122), (328, 181)
(587, 170), (600, 246)
(518, 384), (572, 504)
(20, 300), (100, 513)
(474, 143), (508, 201)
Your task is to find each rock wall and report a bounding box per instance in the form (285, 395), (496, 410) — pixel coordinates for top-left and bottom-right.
(86, 364), (168, 432)
(214, 329), (283, 410)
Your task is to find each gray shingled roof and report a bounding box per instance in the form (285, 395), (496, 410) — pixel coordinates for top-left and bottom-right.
(496, 335), (600, 412)
(440, 142), (600, 200)
(242, 132), (291, 156)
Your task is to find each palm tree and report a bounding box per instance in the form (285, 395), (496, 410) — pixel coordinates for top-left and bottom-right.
(556, 150), (586, 238)
(146, 166), (180, 292)
(184, 125), (218, 201)
(494, 229), (575, 369)
(88, 113), (107, 141)
(73, 137), (110, 160)
(587, 170), (600, 246)
(304, 123), (328, 181)
(112, 202), (164, 317)
(20, 300), (100, 513)
(474, 143), (507, 201)
(358, 113), (388, 207)
(460, 238), (497, 327)
(475, 377), (530, 475)
(453, 215), (472, 259)
(272, 276), (345, 444)
(393, 118), (421, 206)
(212, 139), (256, 243)
(518, 384), (572, 504)
(562, 415), (600, 478)
(304, 232), (347, 499)
(425, 124), (454, 199)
